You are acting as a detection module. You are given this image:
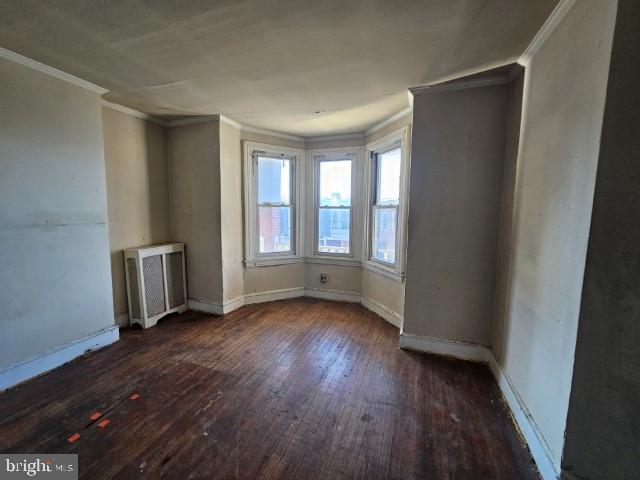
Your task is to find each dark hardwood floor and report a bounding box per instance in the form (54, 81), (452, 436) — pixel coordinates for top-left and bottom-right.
(0, 298), (539, 479)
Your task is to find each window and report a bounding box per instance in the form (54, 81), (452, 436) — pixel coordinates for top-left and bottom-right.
(257, 155), (293, 254)
(371, 147), (401, 264)
(243, 142), (304, 267)
(316, 155), (353, 255)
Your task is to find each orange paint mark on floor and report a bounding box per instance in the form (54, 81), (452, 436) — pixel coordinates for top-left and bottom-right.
(130, 393), (140, 400)
(89, 412), (102, 421)
(67, 433), (80, 443)
(97, 419), (110, 428)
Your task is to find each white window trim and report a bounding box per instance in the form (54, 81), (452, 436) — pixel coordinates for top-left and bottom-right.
(362, 126), (411, 282)
(243, 141), (305, 267)
(305, 147), (365, 264)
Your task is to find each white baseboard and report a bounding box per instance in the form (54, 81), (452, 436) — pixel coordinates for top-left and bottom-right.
(0, 325), (119, 392)
(361, 296), (403, 329)
(222, 295), (245, 314)
(114, 312), (129, 327)
(244, 287), (305, 304)
(188, 297), (224, 315)
(398, 332), (491, 362)
(489, 355), (559, 480)
(304, 288), (360, 303)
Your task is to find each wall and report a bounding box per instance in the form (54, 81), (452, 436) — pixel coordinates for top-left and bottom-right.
(305, 264), (361, 296)
(0, 58), (115, 369)
(403, 84), (509, 345)
(491, 72), (524, 357)
(492, 0), (617, 471)
(168, 121), (224, 305)
(102, 107), (170, 326)
(562, 1), (637, 478)
(219, 121), (244, 303)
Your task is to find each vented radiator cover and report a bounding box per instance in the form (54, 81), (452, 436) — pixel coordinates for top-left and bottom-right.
(123, 243), (187, 329)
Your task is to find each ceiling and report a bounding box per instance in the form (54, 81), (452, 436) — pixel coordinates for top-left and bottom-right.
(0, 0), (558, 136)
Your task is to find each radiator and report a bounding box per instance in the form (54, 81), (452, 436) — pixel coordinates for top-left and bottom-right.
(123, 243), (187, 329)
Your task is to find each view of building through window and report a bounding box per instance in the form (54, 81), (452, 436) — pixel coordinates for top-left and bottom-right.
(318, 159), (351, 254)
(372, 147), (401, 263)
(257, 156), (292, 253)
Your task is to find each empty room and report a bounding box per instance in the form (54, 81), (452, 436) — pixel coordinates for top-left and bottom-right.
(0, 0), (637, 479)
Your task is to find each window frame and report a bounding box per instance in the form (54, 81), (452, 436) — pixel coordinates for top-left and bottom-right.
(363, 126), (410, 281)
(313, 153), (355, 258)
(243, 141), (305, 267)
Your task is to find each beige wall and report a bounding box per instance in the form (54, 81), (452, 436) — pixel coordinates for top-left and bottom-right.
(305, 136), (365, 150)
(244, 263), (305, 294)
(219, 121), (244, 302)
(0, 58), (115, 369)
(240, 130), (304, 150)
(403, 84), (509, 345)
(361, 270), (405, 318)
(102, 107), (170, 325)
(305, 264), (361, 294)
(168, 121), (223, 304)
(492, 0), (617, 468)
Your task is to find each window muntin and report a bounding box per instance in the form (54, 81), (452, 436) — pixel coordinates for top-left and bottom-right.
(256, 154), (294, 255)
(371, 147), (401, 264)
(316, 157), (352, 255)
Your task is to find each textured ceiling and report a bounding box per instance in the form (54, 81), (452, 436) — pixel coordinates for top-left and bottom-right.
(0, 0), (557, 135)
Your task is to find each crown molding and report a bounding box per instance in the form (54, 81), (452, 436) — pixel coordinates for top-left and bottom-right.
(0, 46), (108, 95)
(101, 100), (166, 126)
(219, 114), (242, 130)
(518, 0), (576, 66)
(306, 132), (366, 142)
(365, 107), (413, 137)
(165, 115), (220, 127)
(241, 125), (305, 142)
(410, 75), (511, 96)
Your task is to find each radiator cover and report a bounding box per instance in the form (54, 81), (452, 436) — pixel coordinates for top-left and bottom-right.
(123, 243), (187, 329)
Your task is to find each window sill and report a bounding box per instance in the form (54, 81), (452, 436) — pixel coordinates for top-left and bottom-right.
(245, 256), (305, 268)
(361, 260), (405, 282)
(306, 256), (361, 267)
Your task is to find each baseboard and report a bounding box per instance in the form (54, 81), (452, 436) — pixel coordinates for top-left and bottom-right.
(244, 287), (305, 304)
(489, 355), (559, 480)
(188, 298), (224, 315)
(114, 312), (129, 327)
(398, 332), (491, 362)
(0, 326), (119, 392)
(304, 288), (361, 303)
(361, 296), (403, 329)
(222, 295), (245, 314)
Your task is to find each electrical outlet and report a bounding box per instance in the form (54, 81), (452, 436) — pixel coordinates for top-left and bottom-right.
(320, 273), (328, 283)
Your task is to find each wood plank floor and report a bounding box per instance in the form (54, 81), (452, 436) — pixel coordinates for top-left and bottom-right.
(0, 298), (539, 479)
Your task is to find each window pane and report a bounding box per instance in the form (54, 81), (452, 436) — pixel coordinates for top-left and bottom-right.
(319, 160), (351, 207)
(377, 148), (401, 204)
(259, 206), (291, 253)
(318, 208), (350, 254)
(258, 156), (290, 204)
(372, 207), (397, 263)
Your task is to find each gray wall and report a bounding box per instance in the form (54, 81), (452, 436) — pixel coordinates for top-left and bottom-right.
(168, 121), (224, 305)
(0, 58), (115, 369)
(102, 107), (170, 325)
(491, 0), (617, 469)
(403, 84), (509, 345)
(562, 1), (639, 478)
